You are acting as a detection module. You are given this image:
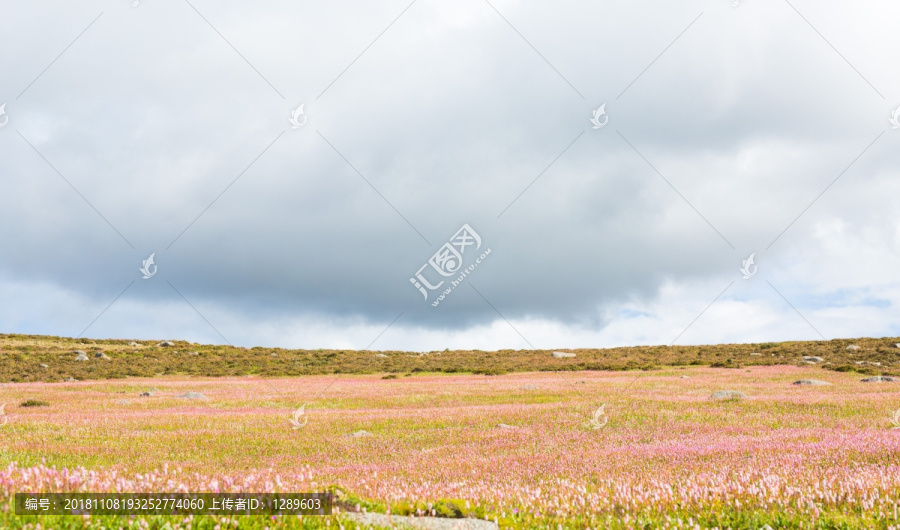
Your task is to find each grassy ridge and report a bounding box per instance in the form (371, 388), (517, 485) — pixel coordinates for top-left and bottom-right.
(1, 333), (899, 383)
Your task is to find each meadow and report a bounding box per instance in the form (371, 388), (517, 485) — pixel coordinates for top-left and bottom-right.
(2, 335), (900, 529)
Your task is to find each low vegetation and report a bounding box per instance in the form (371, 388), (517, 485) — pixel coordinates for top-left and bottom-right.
(0, 333), (898, 383)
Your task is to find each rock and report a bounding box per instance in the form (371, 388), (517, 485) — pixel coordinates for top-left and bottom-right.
(680, 375), (689, 379)
(95, 352), (110, 360)
(139, 392), (153, 397)
(346, 430), (372, 437)
(270, 353), (278, 357)
(749, 352), (762, 356)
(710, 390), (746, 400)
(846, 345), (860, 351)
(496, 423), (518, 429)
(861, 376), (898, 383)
(117, 400), (131, 405)
(551, 351), (576, 358)
(895, 344), (900, 349)
(374, 353), (388, 358)
(520, 384), (539, 390)
(128, 342), (141, 347)
(792, 379), (832, 386)
(802, 356), (824, 363)
(39, 364), (49, 368)
(65, 377), (77, 382)
(343, 512), (498, 530)
(156, 341), (175, 347)
(74, 352), (89, 362)
(176, 392), (207, 399)
(186, 351), (199, 356)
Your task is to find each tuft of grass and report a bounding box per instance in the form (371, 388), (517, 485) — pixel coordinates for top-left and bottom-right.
(19, 399), (49, 407)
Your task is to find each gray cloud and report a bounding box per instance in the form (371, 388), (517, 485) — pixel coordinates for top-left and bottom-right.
(1, 0), (899, 348)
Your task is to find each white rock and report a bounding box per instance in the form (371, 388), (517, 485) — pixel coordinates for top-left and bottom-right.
(551, 351), (576, 358)
(846, 345), (861, 351)
(861, 376), (898, 383)
(74, 352), (89, 362)
(792, 379), (832, 386)
(802, 356), (824, 363)
(749, 352), (762, 356)
(374, 353), (388, 358)
(495, 423), (518, 429)
(710, 390), (746, 400)
(346, 430), (373, 437)
(176, 392), (207, 399)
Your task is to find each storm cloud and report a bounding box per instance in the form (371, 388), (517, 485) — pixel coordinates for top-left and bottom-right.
(1, 0), (898, 350)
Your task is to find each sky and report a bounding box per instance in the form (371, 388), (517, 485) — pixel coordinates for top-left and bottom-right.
(1, 0), (898, 351)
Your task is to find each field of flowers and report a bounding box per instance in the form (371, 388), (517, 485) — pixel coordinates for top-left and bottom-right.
(2, 365), (900, 529)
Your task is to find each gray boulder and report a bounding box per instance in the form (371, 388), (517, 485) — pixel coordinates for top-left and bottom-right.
(710, 390), (746, 400)
(846, 345), (861, 351)
(792, 379), (832, 386)
(346, 430), (373, 437)
(861, 376), (898, 383)
(39, 364), (49, 368)
(139, 392), (153, 397)
(802, 356), (824, 363)
(177, 392), (207, 399)
(551, 351), (576, 358)
(95, 352), (110, 360)
(74, 352), (89, 361)
(156, 341), (175, 347)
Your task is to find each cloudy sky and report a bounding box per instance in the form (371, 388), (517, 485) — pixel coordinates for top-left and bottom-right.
(1, 0), (898, 351)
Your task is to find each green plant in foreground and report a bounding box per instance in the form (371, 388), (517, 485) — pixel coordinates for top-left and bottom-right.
(19, 399), (49, 407)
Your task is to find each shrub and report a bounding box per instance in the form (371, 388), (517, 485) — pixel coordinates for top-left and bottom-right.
(20, 399), (49, 407)
(434, 499), (467, 518)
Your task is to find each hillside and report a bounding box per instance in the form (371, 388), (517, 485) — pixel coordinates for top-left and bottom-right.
(1, 333), (899, 383)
